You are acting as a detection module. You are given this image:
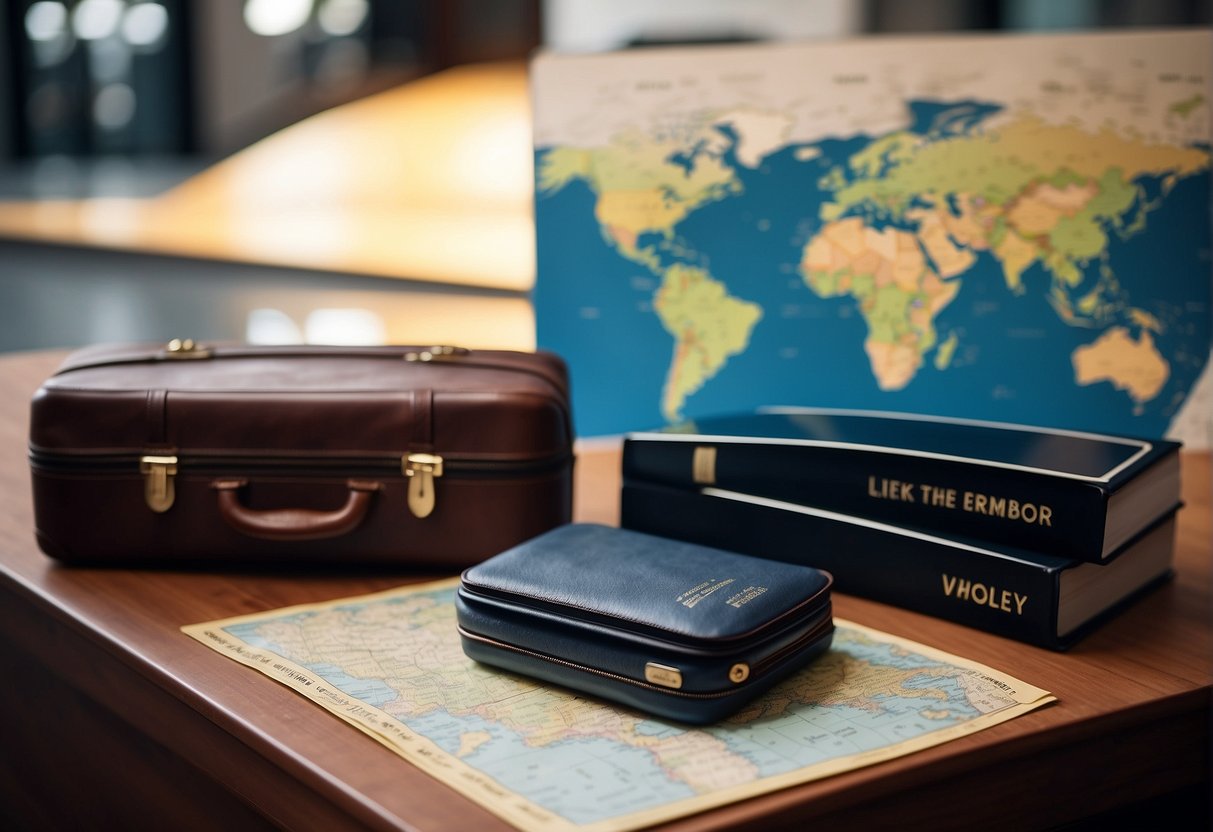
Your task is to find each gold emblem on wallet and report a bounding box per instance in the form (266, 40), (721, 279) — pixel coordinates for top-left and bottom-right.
(645, 662), (684, 689)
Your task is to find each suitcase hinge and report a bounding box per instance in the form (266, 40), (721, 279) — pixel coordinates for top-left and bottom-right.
(403, 453), (443, 518)
(140, 454), (178, 513)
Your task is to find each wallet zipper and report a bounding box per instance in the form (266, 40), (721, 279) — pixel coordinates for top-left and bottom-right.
(461, 581), (830, 647)
(458, 626), (748, 699)
(457, 613), (833, 697)
(750, 610), (834, 677)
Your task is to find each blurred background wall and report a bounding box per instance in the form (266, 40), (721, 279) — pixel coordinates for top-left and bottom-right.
(2, 0), (1207, 193)
(0, 0), (542, 196)
(0, 0), (1207, 364)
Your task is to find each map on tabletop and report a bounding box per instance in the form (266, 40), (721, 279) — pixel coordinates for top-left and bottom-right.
(183, 580), (1054, 832)
(532, 29), (1211, 439)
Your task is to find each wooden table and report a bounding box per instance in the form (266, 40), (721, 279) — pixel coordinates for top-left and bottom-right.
(0, 350), (1209, 831)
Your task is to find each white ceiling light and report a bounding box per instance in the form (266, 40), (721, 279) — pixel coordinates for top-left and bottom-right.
(73, 0), (123, 41)
(24, 1), (67, 42)
(122, 3), (170, 49)
(318, 0), (369, 37)
(243, 0), (313, 37)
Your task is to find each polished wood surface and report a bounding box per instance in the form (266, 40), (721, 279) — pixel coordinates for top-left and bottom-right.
(0, 349), (1209, 830)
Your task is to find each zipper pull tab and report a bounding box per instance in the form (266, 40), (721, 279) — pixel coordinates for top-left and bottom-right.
(140, 454), (178, 512)
(403, 453), (443, 518)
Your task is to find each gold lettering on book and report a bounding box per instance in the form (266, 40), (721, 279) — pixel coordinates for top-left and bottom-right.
(868, 476), (915, 502)
(962, 491), (1052, 526)
(919, 483), (957, 508)
(942, 574), (1028, 615)
(866, 475), (1054, 526)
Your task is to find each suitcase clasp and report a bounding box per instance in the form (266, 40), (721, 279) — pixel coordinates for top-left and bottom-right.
(163, 339), (212, 359)
(404, 346), (469, 362)
(403, 453), (443, 518)
(140, 454), (178, 512)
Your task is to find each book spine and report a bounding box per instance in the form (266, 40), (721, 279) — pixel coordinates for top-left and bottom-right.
(622, 438), (1108, 561)
(621, 481), (1063, 649)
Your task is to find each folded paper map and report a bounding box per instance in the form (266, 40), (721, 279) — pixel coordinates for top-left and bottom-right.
(183, 579), (1053, 832)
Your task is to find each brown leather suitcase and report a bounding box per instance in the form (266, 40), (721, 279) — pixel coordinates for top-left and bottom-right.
(29, 341), (573, 568)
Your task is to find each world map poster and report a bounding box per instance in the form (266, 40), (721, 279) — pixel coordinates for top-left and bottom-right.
(531, 30), (1211, 439)
(183, 579), (1054, 832)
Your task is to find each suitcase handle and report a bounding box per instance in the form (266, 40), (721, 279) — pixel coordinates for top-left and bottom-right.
(212, 479), (382, 541)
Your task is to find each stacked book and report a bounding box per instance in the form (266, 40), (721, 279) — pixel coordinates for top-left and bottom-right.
(620, 408), (1182, 650)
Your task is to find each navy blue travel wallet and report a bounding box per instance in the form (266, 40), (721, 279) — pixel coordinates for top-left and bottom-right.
(455, 523), (834, 724)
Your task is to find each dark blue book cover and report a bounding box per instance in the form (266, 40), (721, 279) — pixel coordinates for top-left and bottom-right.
(623, 408), (1181, 562)
(621, 479), (1177, 650)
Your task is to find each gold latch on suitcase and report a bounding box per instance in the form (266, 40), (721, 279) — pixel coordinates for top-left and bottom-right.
(140, 455), (178, 513)
(164, 339), (212, 359)
(403, 453), (443, 518)
(404, 346), (469, 362)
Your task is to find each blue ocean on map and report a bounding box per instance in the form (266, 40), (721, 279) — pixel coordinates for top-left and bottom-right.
(404, 709), (697, 823)
(400, 674), (983, 825)
(535, 97), (1211, 438)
